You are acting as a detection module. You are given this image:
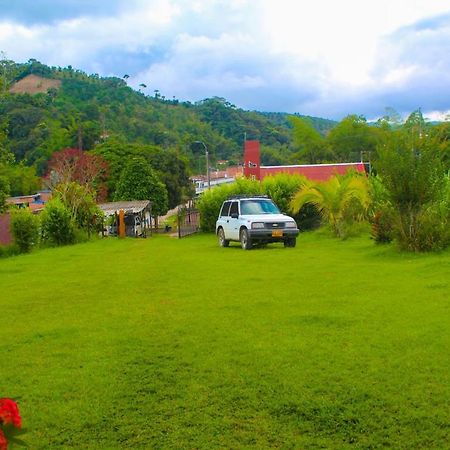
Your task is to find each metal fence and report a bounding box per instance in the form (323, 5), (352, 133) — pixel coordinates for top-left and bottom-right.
(177, 200), (200, 238)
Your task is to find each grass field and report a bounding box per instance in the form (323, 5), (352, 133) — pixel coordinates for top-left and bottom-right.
(1, 232), (449, 449)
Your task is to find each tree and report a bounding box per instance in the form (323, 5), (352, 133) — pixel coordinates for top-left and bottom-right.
(0, 136), (12, 209)
(41, 199), (76, 246)
(261, 173), (307, 214)
(379, 107), (402, 128)
(327, 115), (378, 162)
(431, 120), (450, 171)
(53, 182), (104, 233)
(260, 146), (291, 166)
(0, 52), (19, 93)
(289, 116), (330, 163)
(374, 122), (449, 251)
(290, 173), (370, 237)
(0, 175), (10, 212)
(11, 209), (40, 252)
(46, 148), (109, 201)
(94, 140), (193, 207)
(114, 157), (169, 225)
(1, 164), (40, 196)
(146, 148), (193, 208)
(1, 120), (41, 195)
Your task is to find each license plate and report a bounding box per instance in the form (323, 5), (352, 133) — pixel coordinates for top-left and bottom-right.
(272, 230), (283, 237)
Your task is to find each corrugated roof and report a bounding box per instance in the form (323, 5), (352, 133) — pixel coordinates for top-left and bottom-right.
(98, 200), (151, 216)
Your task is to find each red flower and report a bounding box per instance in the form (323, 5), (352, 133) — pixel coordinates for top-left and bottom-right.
(0, 399), (21, 428)
(0, 429), (7, 450)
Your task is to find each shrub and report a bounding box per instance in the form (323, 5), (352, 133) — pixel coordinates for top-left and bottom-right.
(374, 125), (449, 251)
(370, 208), (394, 243)
(290, 172), (370, 238)
(412, 203), (450, 251)
(53, 182), (104, 235)
(0, 244), (20, 259)
(10, 209), (40, 253)
(197, 177), (262, 232)
(41, 199), (76, 246)
(368, 176), (394, 243)
(404, 177), (450, 251)
(294, 203), (322, 231)
(262, 174), (321, 231)
(261, 174), (307, 213)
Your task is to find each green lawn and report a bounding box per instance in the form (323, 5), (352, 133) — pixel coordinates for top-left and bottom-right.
(1, 233), (449, 449)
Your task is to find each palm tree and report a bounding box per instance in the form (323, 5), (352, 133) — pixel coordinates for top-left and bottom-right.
(290, 174), (370, 237)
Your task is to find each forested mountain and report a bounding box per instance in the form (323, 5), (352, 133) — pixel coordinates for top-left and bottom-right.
(260, 112), (337, 136)
(0, 59), (337, 172)
(0, 61), (295, 164)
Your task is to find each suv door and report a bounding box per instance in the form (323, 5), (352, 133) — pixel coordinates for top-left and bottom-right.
(228, 201), (240, 240)
(217, 201), (231, 236)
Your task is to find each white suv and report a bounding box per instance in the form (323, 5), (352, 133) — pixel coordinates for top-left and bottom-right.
(215, 196), (299, 250)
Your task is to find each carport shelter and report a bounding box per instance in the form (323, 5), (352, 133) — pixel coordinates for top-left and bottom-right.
(99, 200), (152, 237)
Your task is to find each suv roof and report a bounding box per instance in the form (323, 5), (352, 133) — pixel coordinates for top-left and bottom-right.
(227, 194), (270, 200)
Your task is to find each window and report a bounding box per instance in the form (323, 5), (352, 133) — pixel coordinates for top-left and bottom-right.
(229, 202), (239, 216)
(240, 200), (280, 215)
(220, 201), (231, 217)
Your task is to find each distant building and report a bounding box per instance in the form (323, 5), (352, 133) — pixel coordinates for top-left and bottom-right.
(6, 191), (52, 213)
(1, 191), (52, 246)
(191, 165), (243, 195)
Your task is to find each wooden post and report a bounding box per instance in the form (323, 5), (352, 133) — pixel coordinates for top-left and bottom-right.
(118, 209), (125, 238)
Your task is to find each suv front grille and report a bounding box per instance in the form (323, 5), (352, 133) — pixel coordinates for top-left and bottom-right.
(264, 222), (286, 229)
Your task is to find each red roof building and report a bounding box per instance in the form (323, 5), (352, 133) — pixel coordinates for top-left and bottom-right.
(6, 191), (51, 213)
(243, 140), (366, 181)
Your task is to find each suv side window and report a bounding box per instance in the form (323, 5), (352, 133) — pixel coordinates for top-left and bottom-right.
(229, 201), (239, 216)
(220, 201), (231, 217)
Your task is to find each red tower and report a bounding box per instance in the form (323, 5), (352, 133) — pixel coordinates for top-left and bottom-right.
(243, 140), (261, 180)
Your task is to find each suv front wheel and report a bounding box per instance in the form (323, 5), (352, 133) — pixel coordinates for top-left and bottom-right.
(240, 228), (253, 250)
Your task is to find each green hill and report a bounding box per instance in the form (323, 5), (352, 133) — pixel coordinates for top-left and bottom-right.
(0, 59), (337, 175)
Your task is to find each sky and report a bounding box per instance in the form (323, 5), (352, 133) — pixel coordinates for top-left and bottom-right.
(0, 0), (449, 120)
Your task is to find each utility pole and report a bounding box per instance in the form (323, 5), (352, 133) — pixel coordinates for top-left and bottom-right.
(194, 141), (210, 190)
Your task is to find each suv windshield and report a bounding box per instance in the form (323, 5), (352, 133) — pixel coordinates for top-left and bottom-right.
(240, 199), (281, 215)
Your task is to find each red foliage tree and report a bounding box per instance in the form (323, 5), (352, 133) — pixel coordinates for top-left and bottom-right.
(46, 148), (109, 201)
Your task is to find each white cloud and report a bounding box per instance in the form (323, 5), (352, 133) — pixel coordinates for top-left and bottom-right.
(381, 66), (420, 86)
(0, 0), (449, 118)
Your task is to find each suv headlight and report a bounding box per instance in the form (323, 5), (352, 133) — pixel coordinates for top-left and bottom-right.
(285, 221), (297, 228)
(251, 222), (265, 229)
